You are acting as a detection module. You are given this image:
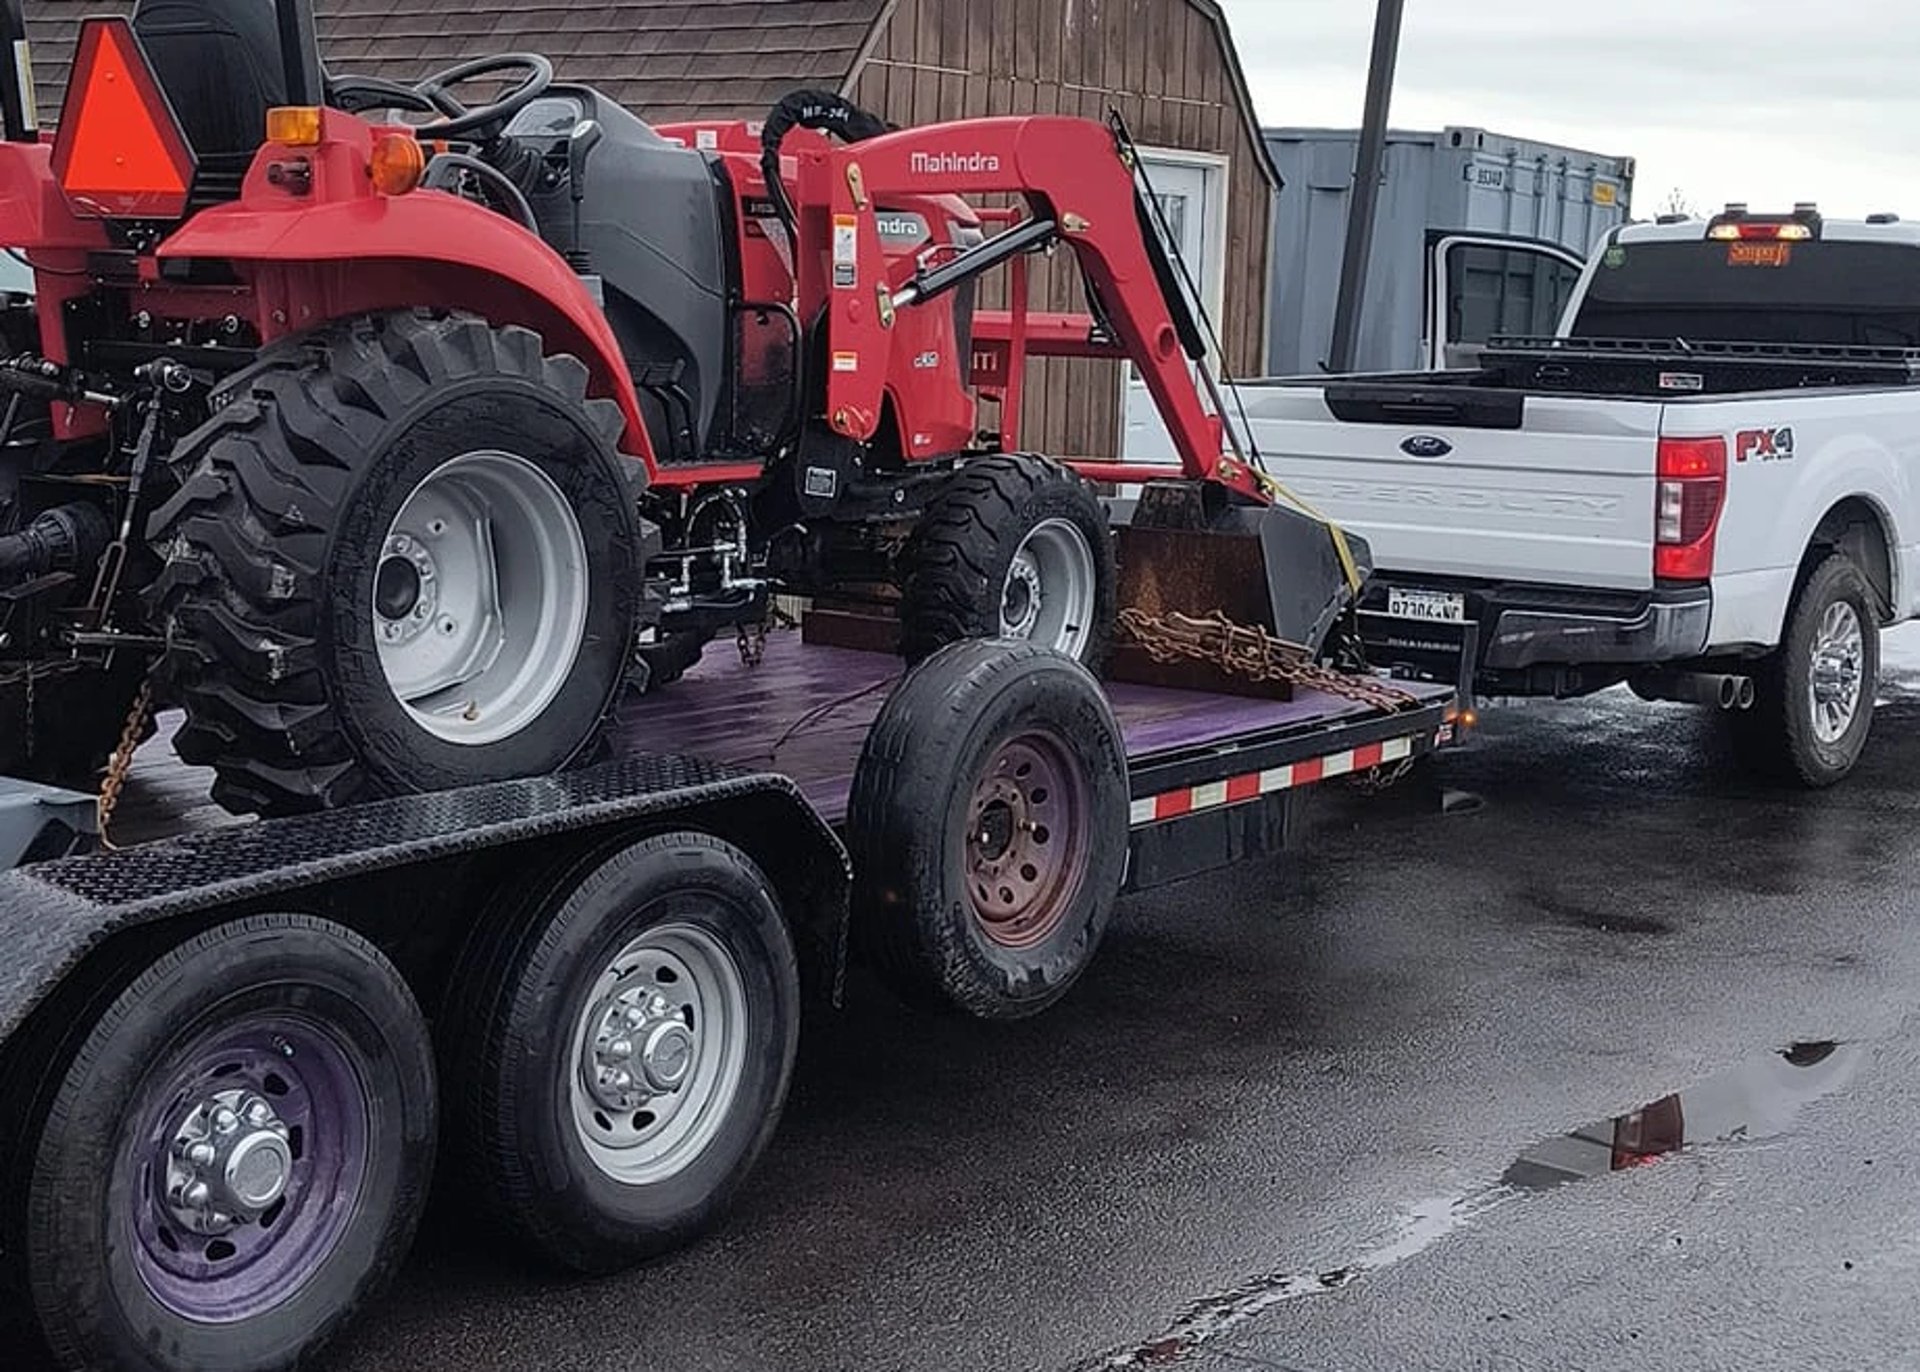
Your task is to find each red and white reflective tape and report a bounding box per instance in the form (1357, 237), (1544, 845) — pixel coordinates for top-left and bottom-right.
(1129, 734), (1417, 827)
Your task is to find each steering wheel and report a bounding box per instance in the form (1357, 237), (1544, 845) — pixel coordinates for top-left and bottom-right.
(405, 54), (554, 141)
(327, 73), (441, 118)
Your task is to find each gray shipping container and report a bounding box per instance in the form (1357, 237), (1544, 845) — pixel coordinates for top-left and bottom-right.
(1263, 126), (1635, 376)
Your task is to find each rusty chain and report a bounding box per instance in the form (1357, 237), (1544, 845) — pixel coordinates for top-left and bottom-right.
(96, 676), (154, 851)
(1117, 608), (1420, 713)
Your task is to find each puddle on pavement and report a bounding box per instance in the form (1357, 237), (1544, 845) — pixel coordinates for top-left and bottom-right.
(1084, 1041), (1863, 1370)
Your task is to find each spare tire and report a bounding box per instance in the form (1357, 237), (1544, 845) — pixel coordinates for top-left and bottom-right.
(847, 639), (1129, 1019)
(146, 310), (650, 816)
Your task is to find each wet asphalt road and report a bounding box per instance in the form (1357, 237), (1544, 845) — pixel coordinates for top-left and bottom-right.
(330, 630), (1920, 1372)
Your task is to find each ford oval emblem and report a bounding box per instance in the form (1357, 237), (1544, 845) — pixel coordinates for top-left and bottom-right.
(1401, 434), (1453, 459)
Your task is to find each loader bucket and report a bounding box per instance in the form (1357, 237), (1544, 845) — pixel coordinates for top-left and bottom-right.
(1108, 480), (1373, 699)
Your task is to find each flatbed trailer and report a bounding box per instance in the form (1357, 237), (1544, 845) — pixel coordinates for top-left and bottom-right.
(0, 636), (1449, 1372)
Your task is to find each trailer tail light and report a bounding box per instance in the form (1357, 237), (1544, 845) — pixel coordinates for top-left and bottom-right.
(1654, 436), (1727, 581)
(49, 18), (196, 220)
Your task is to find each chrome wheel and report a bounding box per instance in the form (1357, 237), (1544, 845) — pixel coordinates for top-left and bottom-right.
(374, 450), (589, 746)
(567, 924), (749, 1185)
(1000, 517), (1097, 659)
(1808, 599), (1865, 745)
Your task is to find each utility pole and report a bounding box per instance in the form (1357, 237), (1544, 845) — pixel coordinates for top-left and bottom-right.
(1325, 0), (1406, 373)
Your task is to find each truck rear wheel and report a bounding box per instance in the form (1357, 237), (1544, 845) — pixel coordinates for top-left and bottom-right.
(898, 455), (1116, 671)
(146, 310), (648, 816)
(14, 915), (435, 1372)
(848, 639), (1129, 1020)
(440, 832), (800, 1274)
(1733, 551), (1879, 787)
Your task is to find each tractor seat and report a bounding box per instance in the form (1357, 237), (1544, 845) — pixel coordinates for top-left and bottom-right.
(130, 0), (318, 207)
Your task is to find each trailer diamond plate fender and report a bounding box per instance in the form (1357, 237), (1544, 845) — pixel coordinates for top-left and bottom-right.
(0, 756), (850, 1049)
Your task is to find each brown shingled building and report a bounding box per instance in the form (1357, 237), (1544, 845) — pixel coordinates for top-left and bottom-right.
(24, 0), (1279, 459)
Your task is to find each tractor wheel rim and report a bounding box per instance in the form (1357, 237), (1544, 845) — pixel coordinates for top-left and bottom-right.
(965, 730), (1090, 949)
(1809, 599), (1865, 744)
(568, 923), (749, 1185)
(126, 1016), (369, 1324)
(375, 449), (590, 747)
(1000, 518), (1096, 660)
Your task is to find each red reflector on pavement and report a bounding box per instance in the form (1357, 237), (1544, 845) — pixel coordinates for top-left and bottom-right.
(50, 18), (197, 219)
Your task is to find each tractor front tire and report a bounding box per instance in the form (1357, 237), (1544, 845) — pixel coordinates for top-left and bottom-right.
(147, 311), (648, 816)
(898, 455), (1116, 671)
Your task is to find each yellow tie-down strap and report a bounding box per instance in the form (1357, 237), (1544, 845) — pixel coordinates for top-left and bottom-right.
(1247, 466), (1365, 596)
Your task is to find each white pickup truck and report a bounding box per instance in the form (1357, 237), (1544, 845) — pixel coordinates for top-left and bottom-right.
(1128, 207), (1920, 786)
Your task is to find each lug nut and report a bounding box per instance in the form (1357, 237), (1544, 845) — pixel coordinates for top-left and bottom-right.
(183, 1181), (212, 1210)
(189, 1141), (217, 1170)
(607, 1037), (633, 1060)
(211, 1107), (239, 1135)
(246, 1099), (274, 1127)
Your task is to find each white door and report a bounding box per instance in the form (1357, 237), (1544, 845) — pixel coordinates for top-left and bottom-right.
(1120, 152), (1227, 469)
(1425, 234), (1587, 369)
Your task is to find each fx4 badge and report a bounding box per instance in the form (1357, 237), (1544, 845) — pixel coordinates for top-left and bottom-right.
(1736, 426), (1795, 463)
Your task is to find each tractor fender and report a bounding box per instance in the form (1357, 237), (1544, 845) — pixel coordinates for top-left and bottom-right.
(156, 193), (657, 471)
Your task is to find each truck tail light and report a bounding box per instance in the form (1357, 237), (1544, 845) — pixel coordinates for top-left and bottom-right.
(1654, 435), (1726, 581)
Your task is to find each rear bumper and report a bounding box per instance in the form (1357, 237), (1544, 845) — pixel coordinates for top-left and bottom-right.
(1481, 585), (1713, 669)
(1359, 579), (1713, 680)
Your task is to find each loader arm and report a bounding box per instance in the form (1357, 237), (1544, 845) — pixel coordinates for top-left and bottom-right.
(792, 116), (1268, 505)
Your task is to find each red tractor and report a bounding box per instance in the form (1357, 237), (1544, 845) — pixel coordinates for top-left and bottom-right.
(0, 0), (1365, 815)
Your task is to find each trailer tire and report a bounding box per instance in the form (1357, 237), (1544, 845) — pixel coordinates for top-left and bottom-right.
(899, 454), (1116, 671)
(14, 914), (435, 1372)
(146, 310), (648, 817)
(1732, 552), (1878, 788)
(441, 832), (800, 1274)
(848, 639), (1129, 1019)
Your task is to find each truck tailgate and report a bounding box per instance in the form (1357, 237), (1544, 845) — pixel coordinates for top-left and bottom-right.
(1127, 380), (1666, 591)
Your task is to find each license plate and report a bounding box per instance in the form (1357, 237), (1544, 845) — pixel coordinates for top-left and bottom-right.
(1387, 587), (1467, 624)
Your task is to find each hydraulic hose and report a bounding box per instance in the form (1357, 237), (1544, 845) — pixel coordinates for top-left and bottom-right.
(0, 502), (109, 588)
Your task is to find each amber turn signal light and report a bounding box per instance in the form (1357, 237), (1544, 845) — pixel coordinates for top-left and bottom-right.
(369, 133), (425, 196)
(265, 105), (323, 147)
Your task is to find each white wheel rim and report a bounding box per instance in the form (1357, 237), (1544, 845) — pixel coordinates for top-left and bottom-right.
(1808, 599), (1866, 745)
(567, 924), (749, 1186)
(373, 450), (590, 747)
(999, 517), (1096, 660)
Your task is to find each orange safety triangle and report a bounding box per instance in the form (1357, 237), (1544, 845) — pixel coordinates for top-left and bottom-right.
(59, 23), (190, 197)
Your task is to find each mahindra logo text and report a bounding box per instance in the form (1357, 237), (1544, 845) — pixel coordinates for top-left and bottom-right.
(909, 150), (1002, 175)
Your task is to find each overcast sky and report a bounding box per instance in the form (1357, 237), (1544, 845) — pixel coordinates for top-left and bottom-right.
(1220, 0), (1920, 219)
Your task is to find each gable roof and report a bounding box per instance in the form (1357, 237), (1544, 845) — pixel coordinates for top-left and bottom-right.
(23, 1), (888, 126)
(23, 0), (1273, 185)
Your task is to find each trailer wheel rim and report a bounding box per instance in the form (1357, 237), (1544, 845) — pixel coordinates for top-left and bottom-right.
(965, 730), (1090, 949)
(1001, 517), (1097, 660)
(375, 449), (590, 747)
(569, 923), (750, 1185)
(1809, 599), (1865, 744)
(126, 1016), (370, 1323)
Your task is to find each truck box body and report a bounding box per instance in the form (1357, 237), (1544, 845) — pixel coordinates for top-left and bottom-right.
(1264, 126), (1636, 376)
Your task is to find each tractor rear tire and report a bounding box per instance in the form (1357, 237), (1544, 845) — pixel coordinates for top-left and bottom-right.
(146, 311), (649, 816)
(897, 455), (1116, 671)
